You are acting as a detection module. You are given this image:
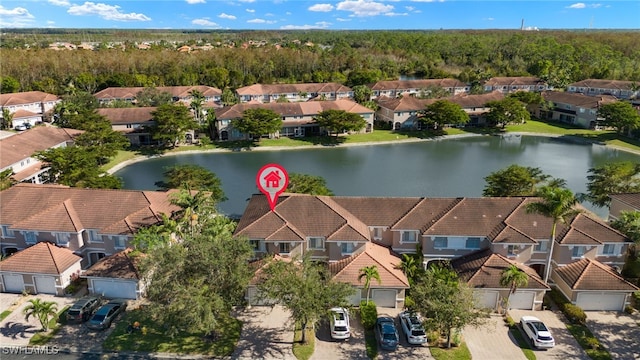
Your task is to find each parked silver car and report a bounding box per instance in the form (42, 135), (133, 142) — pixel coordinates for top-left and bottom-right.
(398, 311), (427, 345)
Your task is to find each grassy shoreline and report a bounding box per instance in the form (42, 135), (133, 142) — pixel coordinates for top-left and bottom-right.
(104, 120), (640, 173)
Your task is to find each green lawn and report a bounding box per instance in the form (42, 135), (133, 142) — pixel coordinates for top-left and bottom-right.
(566, 323), (612, 360)
(29, 306), (69, 346)
(292, 324), (315, 360)
(430, 342), (472, 360)
(103, 309), (241, 356)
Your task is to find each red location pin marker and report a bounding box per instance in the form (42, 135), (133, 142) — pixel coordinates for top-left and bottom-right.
(256, 163), (289, 211)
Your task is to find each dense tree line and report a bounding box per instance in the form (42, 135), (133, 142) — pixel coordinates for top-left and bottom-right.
(1, 30), (639, 95)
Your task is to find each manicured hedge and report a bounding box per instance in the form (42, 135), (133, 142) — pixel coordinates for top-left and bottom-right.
(360, 300), (378, 330)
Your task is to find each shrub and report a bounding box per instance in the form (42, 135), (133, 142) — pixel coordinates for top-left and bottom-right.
(564, 303), (587, 325)
(504, 314), (516, 327)
(585, 336), (600, 350)
(404, 295), (415, 310)
(548, 288), (569, 307)
(427, 330), (440, 345)
(359, 300), (378, 330)
(625, 305), (635, 314)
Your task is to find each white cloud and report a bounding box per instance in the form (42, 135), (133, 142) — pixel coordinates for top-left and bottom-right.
(385, 12), (407, 16)
(247, 18), (276, 24)
(336, 0), (394, 17)
(280, 21), (331, 30)
(286, 11), (292, 15)
(411, 0), (444, 2)
(567, 3), (586, 8)
(192, 18), (219, 27)
(246, 8), (255, 13)
(48, 0), (70, 6)
(0, 5), (35, 27)
(68, 2), (151, 21)
(219, 13), (236, 19)
(405, 6), (414, 11)
(484, 17), (494, 21)
(309, 3), (334, 12)
(186, 0), (205, 3)
(336, 17), (351, 21)
(239, 0), (255, 2)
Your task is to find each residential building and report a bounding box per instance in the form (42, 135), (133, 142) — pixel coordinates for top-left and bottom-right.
(567, 79), (639, 100)
(235, 193), (636, 311)
(97, 107), (156, 146)
(537, 91), (617, 129)
(368, 79), (469, 99)
(82, 249), (145, 299)
(483, 77), (549, 93)
(236, 83), (353, 103)
(375, 91), (504, 129)
(0, 125), (82, 184)
(94, 85), (222, 106)
(608, 193), (640, 221)
(214, 99), (374, 140)
(0, 91), (60, 129)
(0, 183), (180, 268)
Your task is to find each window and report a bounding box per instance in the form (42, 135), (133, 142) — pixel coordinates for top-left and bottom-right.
(534, 241), (548, 252)
(55, 233), (70, 247)
(2, 225), (15, 238)
(465, 237), (481, 249)
(401, 231), (417, 243)
(601, 244), (615, 255)
(507, 245), (519, 256)
(434, 237), (448, 249)
(250, 240), (265, 252)
(308, 237), (324, 250)
(25, 231), (37, 245)
(572, 246), (585, 258)
(89, 252), (106, 265)
(341, 242), (355, 255)
(114, 236), (127, 249)
(372, 228), (383, 240)
(279, 242), (291, 254)
(87, 230), (102, 243)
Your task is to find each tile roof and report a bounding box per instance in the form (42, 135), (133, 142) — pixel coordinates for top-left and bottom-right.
(1, 183), (180, 235)
(569, 79), (636, 91)
(0, 125), (82, 169)
(332, 197), (424, 227)
(0, 242), (81, 274)
(83, 249), (142, 280)
(215, 99), (373, 120)
(369, 79), (467, 91)
(248, 254), (293, 285)
(375, 91), (505, 112)
(393, 198), (461, 232)
(484, 77), (546, 86)
(97, 107), (156, 125)
(329, 242), (409, 288)
(555, 258), (639, 291)
(94, 86), (222, 100)
(609, 193), (640, 210)
(0, 91), (59, 106)
(11, 109), (39, 119)
(542, 91), (617, 109)
(557, 213), (627, 245)
(236, 82), (352, 95)
(451, 248), (549, 289)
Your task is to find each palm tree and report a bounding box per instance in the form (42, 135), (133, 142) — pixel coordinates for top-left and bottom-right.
(500, 264), (529, 310)
(358, 265), (381, 303)
(526, 186), (581, 282)
(23, 298), (58, 331)
(189, 89), (205, 125)
(395, 254), (418, 284)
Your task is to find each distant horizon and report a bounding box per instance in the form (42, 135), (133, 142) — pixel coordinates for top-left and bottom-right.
(1, 1), (638, 31)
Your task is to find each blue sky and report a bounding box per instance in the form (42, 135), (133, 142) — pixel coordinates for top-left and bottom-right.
(0, 0), (638, 30)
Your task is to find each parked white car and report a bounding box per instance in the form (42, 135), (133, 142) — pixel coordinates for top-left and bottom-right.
(520, 316), (555, 349)
(399, 311), (427, 345)
(329, 307), (350, 340)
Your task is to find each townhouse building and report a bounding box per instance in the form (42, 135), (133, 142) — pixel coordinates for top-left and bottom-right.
(0, 91), (60, 129)
(94, 85), (222, 106)
(483, 77), (549, 93)
(567, 79), (639, 101)
(537, 91), (616, 129)
(236, 83), (353, 103)
(368, 79), (469, 99)
(97, 107), (156, 146)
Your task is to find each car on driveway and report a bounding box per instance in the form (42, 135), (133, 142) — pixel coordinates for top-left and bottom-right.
(375, 316), (399, 350)
(520, 315), (555, 349)
(67, 296), (102, 323)
(398, 310), (427, 345)
(329, 307), (350, 340)
(86, 298), (127, 330)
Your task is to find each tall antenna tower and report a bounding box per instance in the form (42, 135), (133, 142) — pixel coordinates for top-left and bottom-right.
(521, 18), (525, 30)
(589, 16), (594, 29)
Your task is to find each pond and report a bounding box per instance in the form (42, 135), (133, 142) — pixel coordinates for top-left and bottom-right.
(115, 135), (640, 219)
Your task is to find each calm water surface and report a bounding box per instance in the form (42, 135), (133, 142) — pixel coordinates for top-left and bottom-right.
(116, 135), (640, 219)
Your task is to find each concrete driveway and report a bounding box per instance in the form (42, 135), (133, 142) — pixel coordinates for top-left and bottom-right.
(0, 294), (24, 314)
(509, 309), (589, 360)
(375, 307), (433, 360)
(311, 312), (367, 360)
(0, 294), (75, 347)
(232, 305), (295, 360)
(464, 314), (527, 360)
(585, 311), (640, 360)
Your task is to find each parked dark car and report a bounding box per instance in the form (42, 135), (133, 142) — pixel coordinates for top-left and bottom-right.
(66, 296), (102, 322)
(375, 316), (399, 350)
(86, 299), (127, 330)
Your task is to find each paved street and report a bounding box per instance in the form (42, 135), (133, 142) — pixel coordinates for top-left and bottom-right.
(509, 309), (589, 360)
(585, 311), (640, 360)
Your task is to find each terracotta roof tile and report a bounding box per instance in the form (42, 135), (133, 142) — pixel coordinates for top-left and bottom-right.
(215, 99), (373, 120)
(452, 249), (549, 289)
(329, 242), (409, 288)
(370, 79), (467, 91)
(484, 77), (546, 86)
(542, 91), (617, 109)
(569, 79), (636, 91)
(332, 197), (422, 226)
(0, 242), (81, 274)
(555, 258), (639, 291)
(609, 193), (640, 210)
(489, 224), (537, 244)
(97, 107), (156, 125)
(0, 125), (82, 168)
(94, 86), (221, 100)
(83, 249), (142, 280)
(236, 82), (352, 96)
(425, 198), (524, 236)
(394, 198), (461, 233)
(0, 91), (59, 106)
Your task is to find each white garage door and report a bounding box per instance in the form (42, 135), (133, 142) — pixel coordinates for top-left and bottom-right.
(2, 274), (24, 293)
(372, 289), (397, 308)
(508, 291), (535, 310)
(34, 276), (56, 294)
(576, 292), (626, 311)
(474, 291), (499, 310)
(92, 279), (137, 299)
